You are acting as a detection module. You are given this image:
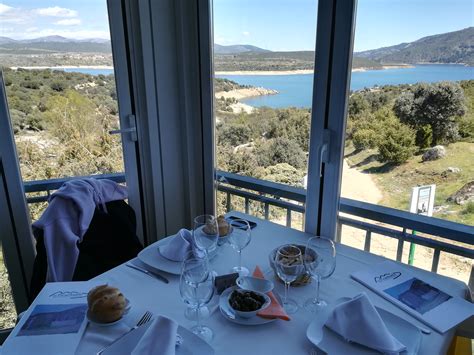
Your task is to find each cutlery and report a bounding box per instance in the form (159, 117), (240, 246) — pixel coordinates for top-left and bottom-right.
(126, 263), (169, 284)
(97, 311), (153, 355)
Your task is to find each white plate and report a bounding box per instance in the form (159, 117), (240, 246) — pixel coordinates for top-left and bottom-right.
(138, 238), (220, 275)
(101, 322), (214, 355)
(306, 298), (422, 355)
(219, 286), (280, 325)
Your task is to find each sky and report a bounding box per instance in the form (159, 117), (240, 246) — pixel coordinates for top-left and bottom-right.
(0, 0), (473, 51)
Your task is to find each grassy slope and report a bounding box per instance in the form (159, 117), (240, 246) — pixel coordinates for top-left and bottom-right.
(345, 142), (474, 225)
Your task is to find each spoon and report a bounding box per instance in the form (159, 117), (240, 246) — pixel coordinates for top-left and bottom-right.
(236, 276), (274, 293)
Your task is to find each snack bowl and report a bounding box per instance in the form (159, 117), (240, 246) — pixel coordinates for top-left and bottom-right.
(227, 289), (271, 319)
(268, 244), (316, 286)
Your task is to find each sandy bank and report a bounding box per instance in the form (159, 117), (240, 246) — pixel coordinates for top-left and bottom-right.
(215, 87), (278, 100)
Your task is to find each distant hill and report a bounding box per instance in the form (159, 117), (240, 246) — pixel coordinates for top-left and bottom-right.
(214, 44), (270, 54)
(0, 36), (111, 53)
(356, 27), (474, 65)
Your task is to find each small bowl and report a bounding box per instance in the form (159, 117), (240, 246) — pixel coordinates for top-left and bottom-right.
(227, 289), (271, 319)
(236, 276), (274, 293)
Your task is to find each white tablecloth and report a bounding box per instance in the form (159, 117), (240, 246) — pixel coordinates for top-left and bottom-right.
(77, 212), (470, 355)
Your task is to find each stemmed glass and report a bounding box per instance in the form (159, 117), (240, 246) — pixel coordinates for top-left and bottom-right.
(303, 237), (336, 312)
(180, 257), (215, 342)
(193, 215), (219, 276)
(274, 245), (304, 314)
(227, 219), (251, 276)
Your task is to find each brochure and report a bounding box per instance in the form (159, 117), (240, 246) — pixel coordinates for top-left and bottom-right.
(351, 261), (474, 333)
(2, 281), (98, 355)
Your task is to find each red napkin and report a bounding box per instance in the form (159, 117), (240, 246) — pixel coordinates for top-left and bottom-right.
(253, 266), (291, 321)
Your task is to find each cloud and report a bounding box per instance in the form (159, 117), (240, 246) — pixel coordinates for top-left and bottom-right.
(55, 19), (81, 26)
(36, 6), (78, 18)
(242, 31), (250, 36)
(0, 3), (13, 14)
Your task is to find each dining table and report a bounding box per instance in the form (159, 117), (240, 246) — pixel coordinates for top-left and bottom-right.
(56, 212), (471, 354)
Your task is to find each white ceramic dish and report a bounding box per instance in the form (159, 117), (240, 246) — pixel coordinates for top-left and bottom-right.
(236, 276), (274, 293)
(87, 299), (131, 327)
(306, 297), (422, 355)
(228, 289), (271, 318)
(138, 237), (220, 275)
(219, 286), (279, 325)
(101, 322), (214, 355)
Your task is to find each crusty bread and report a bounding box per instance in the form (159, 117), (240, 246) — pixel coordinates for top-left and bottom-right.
(217, 215), (230, 237)
(87, 285), (126, 323)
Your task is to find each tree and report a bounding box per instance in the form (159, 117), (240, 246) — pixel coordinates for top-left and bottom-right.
(377, 122), (416, 164)
(348, 94), (370, 116)
(255, 137), (306, 169)
(394, 82), (466, 145)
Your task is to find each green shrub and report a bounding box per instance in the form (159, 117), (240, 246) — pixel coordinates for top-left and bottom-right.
(50, 81), (66, 92)
(463, 201), (474, 215)
(415, 125), (433, 149)
(377, 122), (416, 164)
(352, 128), (380, 150)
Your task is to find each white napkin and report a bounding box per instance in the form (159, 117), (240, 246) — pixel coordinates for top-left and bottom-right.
(131, 316), (178, 355)
(159, 229), (194, 261)
(325, 293), (406, 354)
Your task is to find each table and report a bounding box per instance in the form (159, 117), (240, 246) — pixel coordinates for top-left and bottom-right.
(76, 211), (470, 354)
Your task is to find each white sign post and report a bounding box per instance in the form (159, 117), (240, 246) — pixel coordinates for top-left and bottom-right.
(408, 185), (436, 265)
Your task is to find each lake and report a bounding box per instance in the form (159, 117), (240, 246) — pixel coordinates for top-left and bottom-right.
(63, 64), (474, 109)
(218, 64), (474, 108)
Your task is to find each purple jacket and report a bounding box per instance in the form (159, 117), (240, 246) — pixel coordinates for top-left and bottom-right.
(33, 179), (128, 282)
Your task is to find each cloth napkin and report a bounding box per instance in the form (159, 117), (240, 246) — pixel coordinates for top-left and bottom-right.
(253, 266), (290, 321)
(325, 293), (406, 354)
(159, 229), (194, 261)
(131, 316), (178, 355)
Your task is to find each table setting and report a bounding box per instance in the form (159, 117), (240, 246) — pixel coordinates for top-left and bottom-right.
(2, 211), (472, 355)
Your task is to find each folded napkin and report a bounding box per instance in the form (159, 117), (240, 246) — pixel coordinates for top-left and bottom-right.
(159, 229), (194, 261)
(253, 266), (290, 321)
(131, 316), (178, 355)
(325, 293), (406, 354)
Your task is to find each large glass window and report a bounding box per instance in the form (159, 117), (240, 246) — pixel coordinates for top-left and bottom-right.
(339, 0), (473, 283)
(212, 0), (319, 230)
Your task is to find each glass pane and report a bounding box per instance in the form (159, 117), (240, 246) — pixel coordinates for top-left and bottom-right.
(340, 0), (473, 283)
(0, 1), (125, 221)
(0, 245), (17, 329)
(213, 0), (318, 230)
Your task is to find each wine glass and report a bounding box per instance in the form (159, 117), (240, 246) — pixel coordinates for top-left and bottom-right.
(303, 237), (336, 312)
(227, 219), (251, 276)
(179, 272), (215, 342)
(274, 245), (304, 314)
(193, 215), (219, 258)
(181, 253), (210, 320)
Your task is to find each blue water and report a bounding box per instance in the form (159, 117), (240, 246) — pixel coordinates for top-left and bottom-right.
(62, 68), (114, 76)
(219, 64), (474, 108)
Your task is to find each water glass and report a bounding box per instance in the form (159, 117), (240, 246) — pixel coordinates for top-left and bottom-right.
(303, 237), (336, 312)
(274, 245), (304, 314)
(179, 272), (215, 342)
(227, 219), (251, 276)
(193, 215), (219, 256)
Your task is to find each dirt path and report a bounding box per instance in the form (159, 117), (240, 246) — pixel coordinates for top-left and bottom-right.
(341, 160), (382, 203)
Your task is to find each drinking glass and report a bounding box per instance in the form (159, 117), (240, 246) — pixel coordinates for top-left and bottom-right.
(227, 219), (251, 276)
(274, 245), (304, 314)
(303, 237), (336, 312)
(182, 252), (210, 320)
(179, 272), (215, 342)
(193, 214), (219, 257)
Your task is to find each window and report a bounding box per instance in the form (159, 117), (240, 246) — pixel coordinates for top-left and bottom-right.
(339, 0), (474, 283)
(212, 0), (319, 230)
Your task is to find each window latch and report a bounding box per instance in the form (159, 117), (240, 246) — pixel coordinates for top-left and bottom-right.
(318, 129), (331, 177)
(109, 114), (137, 142)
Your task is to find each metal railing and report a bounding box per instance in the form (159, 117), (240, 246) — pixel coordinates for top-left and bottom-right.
(23, 171), (473, 277)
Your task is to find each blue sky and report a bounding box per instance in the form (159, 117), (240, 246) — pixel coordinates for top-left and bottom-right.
(1, 0), (472, 51)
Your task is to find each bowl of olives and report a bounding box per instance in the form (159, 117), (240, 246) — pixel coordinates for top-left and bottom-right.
(227, 289), (271, 318)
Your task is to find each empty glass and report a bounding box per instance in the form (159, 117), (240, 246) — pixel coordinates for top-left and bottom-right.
(227, 219), (251, 276)
(179, 272), (215, 342)
(303, 237), (336, 312)
(274, 245), (304, 314)
(193, 215), (219, 257)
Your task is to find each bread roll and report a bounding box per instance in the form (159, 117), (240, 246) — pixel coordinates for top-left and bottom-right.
(87, 285), (126, 323)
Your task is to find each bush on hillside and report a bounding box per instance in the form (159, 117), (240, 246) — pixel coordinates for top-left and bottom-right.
(255, 137), (306, 169)
(377, 122), (416, 164)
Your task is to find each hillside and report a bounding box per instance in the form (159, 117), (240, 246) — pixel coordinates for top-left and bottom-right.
(214, 44), (270, 54)
(356, 27), (474, 65)
(0, 36), (111, 54)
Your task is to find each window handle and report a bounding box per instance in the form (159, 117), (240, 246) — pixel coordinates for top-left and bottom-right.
(318, 129), (331, 177)
(109, 114), (137, 142)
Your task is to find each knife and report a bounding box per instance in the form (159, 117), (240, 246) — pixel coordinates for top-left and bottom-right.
(125, 263), (169, 284)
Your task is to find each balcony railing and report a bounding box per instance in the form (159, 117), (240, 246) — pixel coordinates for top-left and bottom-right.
(23, 171), (473, 280)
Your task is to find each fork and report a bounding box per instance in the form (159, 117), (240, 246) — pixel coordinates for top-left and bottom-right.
(96, 311), (153, 355)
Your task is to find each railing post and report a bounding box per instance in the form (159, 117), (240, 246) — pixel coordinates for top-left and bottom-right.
(245, 198), (249, 214)
(431, 249), (441, 273)
(264, 203), (269, 220)
(396, 239), (404, 262)
(226, 191), (231, 212)
(364, 231), (371, 252)
(286, 209), (292, 228)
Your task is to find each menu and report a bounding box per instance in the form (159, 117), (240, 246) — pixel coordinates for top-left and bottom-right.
(351, 261), (474, 333)
(2, 281), (97, 355)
